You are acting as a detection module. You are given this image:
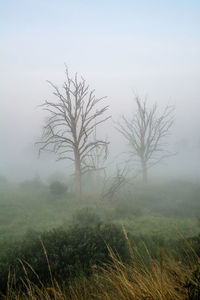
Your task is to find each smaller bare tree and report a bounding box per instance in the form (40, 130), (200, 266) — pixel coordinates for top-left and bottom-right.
(117, 96), (174, 183)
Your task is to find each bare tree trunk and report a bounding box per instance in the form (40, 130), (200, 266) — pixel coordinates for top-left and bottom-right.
(141, 159), (148, 184)
(74, 151), (82, 197)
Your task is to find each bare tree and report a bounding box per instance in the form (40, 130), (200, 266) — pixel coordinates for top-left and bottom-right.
(117, 96), (174, 183)
(37, 68), (110, 196)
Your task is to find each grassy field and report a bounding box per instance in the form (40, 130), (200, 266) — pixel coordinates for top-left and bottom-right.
(0, 178), (200, 298)
(0, 179), (199, 241)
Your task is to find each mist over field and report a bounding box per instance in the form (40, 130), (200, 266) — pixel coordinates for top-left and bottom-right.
(1, 0), (200, 182)
(1, 1), (200, 299)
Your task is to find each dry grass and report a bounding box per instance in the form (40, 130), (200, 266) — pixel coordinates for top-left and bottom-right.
(1, 252), (194, 299)
(0, 231), (196, 300)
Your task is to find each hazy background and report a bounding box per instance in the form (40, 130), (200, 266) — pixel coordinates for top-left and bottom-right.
(1, 0), (200, 181)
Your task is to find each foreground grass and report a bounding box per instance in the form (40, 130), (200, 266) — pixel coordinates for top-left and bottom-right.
(2, 245), (197, 300)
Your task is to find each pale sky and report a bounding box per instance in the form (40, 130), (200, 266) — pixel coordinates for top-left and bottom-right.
(1, 0), (200, 180)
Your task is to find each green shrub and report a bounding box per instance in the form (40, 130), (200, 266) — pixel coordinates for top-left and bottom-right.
(0, 223), (128, 293)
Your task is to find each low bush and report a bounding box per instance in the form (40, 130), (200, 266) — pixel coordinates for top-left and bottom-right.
(0, 223), (128, 293)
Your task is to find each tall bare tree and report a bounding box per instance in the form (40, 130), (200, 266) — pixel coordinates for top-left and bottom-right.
(37, 68), (110, 196)
(117, 97), (174, 183)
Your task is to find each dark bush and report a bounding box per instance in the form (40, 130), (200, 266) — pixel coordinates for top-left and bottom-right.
(0, 223), (128, 292)
(49, 181), (67, 196)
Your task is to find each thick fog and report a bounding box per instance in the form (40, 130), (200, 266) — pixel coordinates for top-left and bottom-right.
(1, 0), (200, 182)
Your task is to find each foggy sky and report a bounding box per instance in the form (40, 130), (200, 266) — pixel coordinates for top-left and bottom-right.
(1, 0), (200, 181)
